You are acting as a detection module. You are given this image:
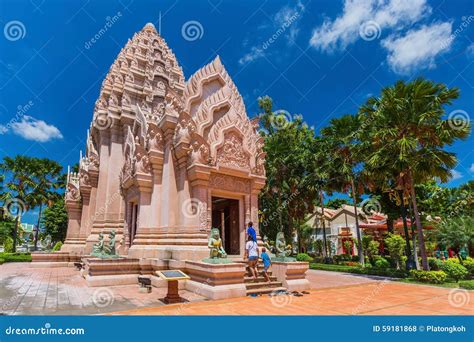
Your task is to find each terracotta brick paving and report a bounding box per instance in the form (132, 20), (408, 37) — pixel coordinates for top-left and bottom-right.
(1, 263), (472, 315)
(115, 281), (473, 316)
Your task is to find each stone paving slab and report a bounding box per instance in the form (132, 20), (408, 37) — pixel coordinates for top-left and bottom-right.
(0, 263), (207, 315)
(1, 263), (472, 316)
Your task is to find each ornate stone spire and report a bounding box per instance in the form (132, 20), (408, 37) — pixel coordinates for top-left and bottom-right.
(92, 22), (185, 134)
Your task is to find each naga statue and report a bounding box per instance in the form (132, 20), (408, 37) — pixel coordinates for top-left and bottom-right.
(208, 228), (227, 259)
(274, 231), (293, 260)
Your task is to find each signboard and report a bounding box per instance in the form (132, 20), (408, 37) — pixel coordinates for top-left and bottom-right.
(156, 270), (190, 281)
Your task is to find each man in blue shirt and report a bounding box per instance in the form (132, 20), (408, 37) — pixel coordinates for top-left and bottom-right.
(247, 222), (257, 242)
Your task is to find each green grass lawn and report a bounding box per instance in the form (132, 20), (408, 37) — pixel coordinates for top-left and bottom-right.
(397, 278), (461, 289)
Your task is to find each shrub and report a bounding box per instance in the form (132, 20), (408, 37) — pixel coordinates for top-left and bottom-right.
(3, 237), (14, 253)
(428, 257), (444, 271)
(459, 280), (474, 290)
(374, 257), (390, 269)
(309, 263), (408, 278)
(441, 261), (468, 282)
(462, 258), (474, 278)
(0, 258), (4, 265)
(296, 253), (313, 262)
(410, 270), (447, 284)
(52, 241), (63, 251)
(0, 252), (32, 262)
(333, 254), (352, 264)
(384, 234), (405, 270)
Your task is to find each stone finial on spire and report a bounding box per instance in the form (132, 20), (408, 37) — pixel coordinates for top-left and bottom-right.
(143, 22), (157, 33)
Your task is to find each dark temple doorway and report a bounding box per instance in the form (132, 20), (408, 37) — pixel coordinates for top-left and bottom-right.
(211, 197), (240, 255)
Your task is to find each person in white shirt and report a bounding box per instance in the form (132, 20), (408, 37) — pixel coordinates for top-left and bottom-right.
(245, 234), (259, 280)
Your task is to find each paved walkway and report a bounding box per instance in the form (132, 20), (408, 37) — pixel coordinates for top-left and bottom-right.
(1, 263), (472, 315)
(0, 263), (206, 315)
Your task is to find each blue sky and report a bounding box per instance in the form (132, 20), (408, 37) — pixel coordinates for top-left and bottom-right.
(0, 0), (473, 224)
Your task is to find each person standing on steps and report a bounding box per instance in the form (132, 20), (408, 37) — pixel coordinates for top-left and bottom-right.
(260, 247), (271, 282)
(247, 221), (257, 242)
(245, 234), (259, 281)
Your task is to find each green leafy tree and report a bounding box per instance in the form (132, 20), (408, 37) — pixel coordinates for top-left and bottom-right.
(385, 233), (406, 269)
(320, 114), (365, 264)
(325, 198), (351, 209)
(360, 78), (471, 270)
(433, 216), (474, 264)
(258, 96), (319, 251)
(29, 158), (64, 250)
(0, 217), (15, 244)
(0, 156), (37, 252)
(41, 198), (68, 243)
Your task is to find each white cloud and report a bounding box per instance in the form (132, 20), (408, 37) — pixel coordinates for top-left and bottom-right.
(0, 125), (7, 134)
(238, 46), (266, 65)
(239, 1), (305, 65)
(309, 0), (430, 52)
(381, 22), (452, 74)
(470, 163), (474, 173)
(450, 169), (463, 180)
(467, 43), (474, 58)
(10, 115), (63, 142)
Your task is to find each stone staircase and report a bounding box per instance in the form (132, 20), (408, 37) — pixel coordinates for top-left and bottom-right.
(242, 261), (286, 296)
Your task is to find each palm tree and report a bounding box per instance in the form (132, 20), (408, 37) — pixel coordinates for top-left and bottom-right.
(359, 78), (471, 270)
(30, 158), (63, 250)
(320, 114), (365, 265)
(0, 156), (37, 252)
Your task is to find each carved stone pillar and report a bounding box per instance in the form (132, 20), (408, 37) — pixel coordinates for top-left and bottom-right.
(94, 131), (110, 224)
(105, 126), (124, 224)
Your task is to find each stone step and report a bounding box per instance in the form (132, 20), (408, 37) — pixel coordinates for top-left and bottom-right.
(246, 286), (287, 296)
(244, 276), (277, 282)
(245, 281), (283, 290)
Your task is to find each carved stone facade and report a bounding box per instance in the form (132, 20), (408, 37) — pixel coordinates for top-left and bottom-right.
(61, 23), (266, 262)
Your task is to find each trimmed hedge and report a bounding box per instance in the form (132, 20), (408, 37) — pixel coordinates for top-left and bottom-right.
(309, 263), (408, 278)
(0, 253), (32, 262)
(409, 270), (447, 284)
(296, 253), (313, 262)
(459, 280), (474, 290)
